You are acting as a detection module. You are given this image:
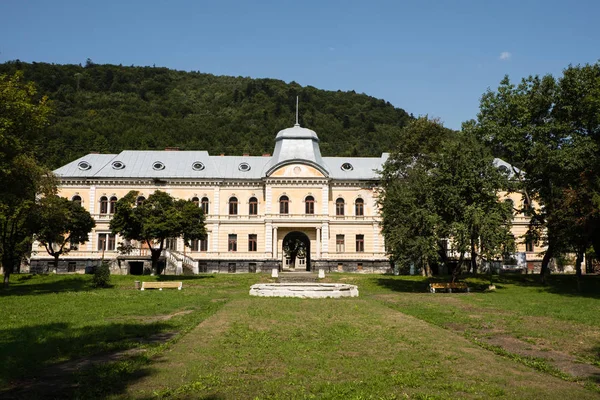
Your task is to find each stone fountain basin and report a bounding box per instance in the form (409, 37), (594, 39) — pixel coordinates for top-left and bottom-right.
(249, 283), (359, 298)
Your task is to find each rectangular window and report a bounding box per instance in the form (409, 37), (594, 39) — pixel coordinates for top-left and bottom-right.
(199, 262), (208, 273)
(228, 263), (236, 273)
(248, 234), (257, 252)
(356, 234), (364, 252)
(249, 263), (257, 273)
(336, 234), (345, 252)
(68, 262), (77, 272)
(108, 234), (115, 251)
(228, 234), (237, 252)
(190, 239), (199, 251)
(526, 239), (534, 252)
(199, 236), (208, 252)
(97, 233), (116, 251)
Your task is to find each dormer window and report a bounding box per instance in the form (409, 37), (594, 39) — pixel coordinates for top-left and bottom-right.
(341, 163), (353, 171)
(111, 161), (125, 170)
(238, 162), (251, 172)
(152, 161), (165, 170)
(78, 161), (91, 171)
(192, 161), (205, 171)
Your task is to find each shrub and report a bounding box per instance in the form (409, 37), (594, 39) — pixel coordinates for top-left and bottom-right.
(92, 262), (111, 288)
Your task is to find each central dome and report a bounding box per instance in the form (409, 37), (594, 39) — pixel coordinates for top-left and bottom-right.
(266, 124), (328, 176)
(275, 124), (319, 141)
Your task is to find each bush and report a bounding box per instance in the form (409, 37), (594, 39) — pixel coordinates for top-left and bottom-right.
(92, 262), (111, 288)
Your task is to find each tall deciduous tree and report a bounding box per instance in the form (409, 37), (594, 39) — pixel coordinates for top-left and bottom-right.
(110, 190), (206, 274)
(472, 63), (600, 282)
(379, 118), (514, 278)
(30, 196), (95, 272)
(0, 72), (54, 287)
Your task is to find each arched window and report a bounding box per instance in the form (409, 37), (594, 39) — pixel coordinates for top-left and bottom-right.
(336, 198), (345, 216)
(136, 196), (145, 207)
(99, 196), (108, 214)
(109, 196), (118, 214)
(201, 197), (209, 215)
(192, 196), (199, 207)
(279, 195), (289, 214)
(355, 198), (364, 216)
(229, 197), (238, 215)
(249, 197), (258, 215)
(305, 195), (315, 214)
(72, 195), (82, 206)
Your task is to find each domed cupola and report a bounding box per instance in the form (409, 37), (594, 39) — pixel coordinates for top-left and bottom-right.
(266, 122), (329, 176)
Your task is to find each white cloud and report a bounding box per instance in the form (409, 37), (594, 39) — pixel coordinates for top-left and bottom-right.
(499, 51), (512, 61)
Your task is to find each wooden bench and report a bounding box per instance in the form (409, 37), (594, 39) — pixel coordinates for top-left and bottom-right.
(429, 282), (469, 293)
(140, 281), (183, 291)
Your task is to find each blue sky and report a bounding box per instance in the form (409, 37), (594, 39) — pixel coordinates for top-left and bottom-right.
(1, 0), (598, 129)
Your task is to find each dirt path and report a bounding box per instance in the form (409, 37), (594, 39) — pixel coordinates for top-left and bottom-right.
(127, 297), (599, 399)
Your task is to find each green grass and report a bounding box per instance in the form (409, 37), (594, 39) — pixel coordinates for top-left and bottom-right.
(1, 272), (599, 399)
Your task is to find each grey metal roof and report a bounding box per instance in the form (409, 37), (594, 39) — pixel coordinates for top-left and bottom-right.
(54, 150), (273, 180)
(323, 154), (388, 180)
(54, 154), (118, 177)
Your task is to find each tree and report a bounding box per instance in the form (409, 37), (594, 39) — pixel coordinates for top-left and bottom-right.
(110, 190), (206, 274)
(472, 63), (600, 282)
(30, 195), (95, 272)
(0, 72), (54, 287)
(379, 118), (514, 278)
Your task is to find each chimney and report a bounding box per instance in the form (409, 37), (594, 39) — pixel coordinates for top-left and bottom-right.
(165, 147), (179, 151)
(262, 153), (271, 157)
(242, 153), (249, 157)
(220, 153), (225, 156)
(90, 151), (99, 154)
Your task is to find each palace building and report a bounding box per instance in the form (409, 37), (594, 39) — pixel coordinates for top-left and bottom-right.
(30, 122), (542, 275)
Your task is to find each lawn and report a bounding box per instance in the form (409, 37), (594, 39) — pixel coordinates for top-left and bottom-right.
(0, 272), (599, 399)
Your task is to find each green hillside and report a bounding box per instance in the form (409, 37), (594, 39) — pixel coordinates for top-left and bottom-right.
(0, 60), (412, 169)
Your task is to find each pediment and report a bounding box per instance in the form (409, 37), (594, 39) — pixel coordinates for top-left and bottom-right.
(269, 163), (326, 178)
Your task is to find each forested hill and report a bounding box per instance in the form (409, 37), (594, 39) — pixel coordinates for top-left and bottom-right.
(0, 60), (413, 169)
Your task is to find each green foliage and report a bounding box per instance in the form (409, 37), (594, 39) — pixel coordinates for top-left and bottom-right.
(379, 117), (513, 275)
(29, 195), (96, 268)
(0, 72), (55, 285)
(471, 62), (600, 277)
(92, 261), (111, 288)
(0, 61), (412, 168)
(110, 190), (206, 274)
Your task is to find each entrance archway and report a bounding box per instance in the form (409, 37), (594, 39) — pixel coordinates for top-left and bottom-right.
(282, 231), (311, 271)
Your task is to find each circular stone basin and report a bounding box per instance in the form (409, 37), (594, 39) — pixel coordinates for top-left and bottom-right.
(249, 283), (359, 298)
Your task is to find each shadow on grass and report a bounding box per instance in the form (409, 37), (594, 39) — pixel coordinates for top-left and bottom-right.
(156, 275), (215, 282)
(491, 274), (600, 299)
(375, 273), (600, 298)
(375, 277), (430, 293)
(0, 275), (96, 297)
(0, 320), (172, 399)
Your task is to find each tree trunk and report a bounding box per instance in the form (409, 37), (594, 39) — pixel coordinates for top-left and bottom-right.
(2, 260), (9, 288)
(575, 250), (584, 293)
(53, 254), (60, 273)
(540, 244), (553, 284)
(471, 240), (478, 274)
(150, 248), (162, 275)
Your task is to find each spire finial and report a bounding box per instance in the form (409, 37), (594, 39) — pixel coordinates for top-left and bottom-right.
(295, 96), (300, 126)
